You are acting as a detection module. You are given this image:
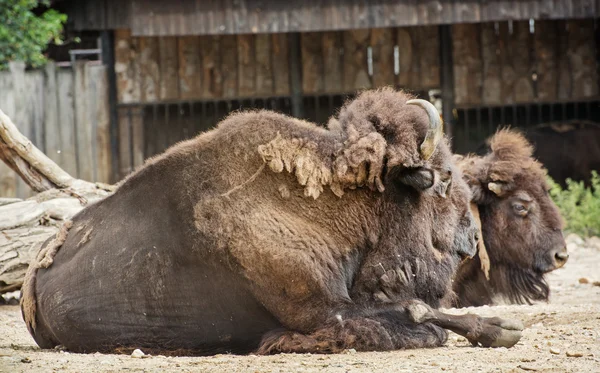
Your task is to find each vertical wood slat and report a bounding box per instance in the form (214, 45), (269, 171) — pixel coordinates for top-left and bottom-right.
(343, 29), (372, 91)
(0, 65), (17, 198)
(480, 23), (502, 105)
(271, 33), (290, 95)
(396, 27), (415, 87)
(56, 69), (78, 176)
(416, 25), (440, 89)
(10, 62), (30, 198)
(158, 36), (179, 100)
(44, 63), (62, 167)
(255, 34), (274, 96)
(321, 31), (343, 93)
(237, 34), (256, 97)
(115, 29), (141, 103)
(201, 35), (223, 98)
(74, 61), (94, 181)
(452, 23), (482, 106)
(88, 65), (112, 183)
(301, 32), (324, 94)
(178, 36), (203, 99)
(566, 19), (599, 99)
(139, 37), (160, 103)
(534, 20), (558, 101)
(221, 35), (239, 98)
(511, 20), (535, 103)
(370, 28), (395, 88)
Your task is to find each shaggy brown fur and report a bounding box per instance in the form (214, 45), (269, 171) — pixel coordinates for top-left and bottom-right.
(23, 88), (521, 355)
(454, 129), (567, 306)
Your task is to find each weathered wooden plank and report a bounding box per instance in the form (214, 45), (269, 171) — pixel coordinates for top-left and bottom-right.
(220, 35), (239, 98)
(114, 29), (141, 104)
(271, 33), (290, 96)
(370, 28), (395, 88)
(0, 70), (17, 198)
(201, 35), (223, 98)
(138, 37), (160, 102)
(9, 62), (30, 198)
(89, 65), (112, 184)
(237, 34), (256, 97)
(43, 63), (62, 167)
(496, 22), (516, 104)
(343, 29), (372, 91)
(56, 69), (78, 176)
(301, 32), (324, 94)
(416, 25), (440, 89)
(74, 62), (94, 181)
(117, 107), (133, 178)
(255, 34), (274, 96)
(512, 21), (535, 103)
(480, 23), (502, 105)
(396, 27), (415, 87)
(566, 19), (599, 99)
(556, 21), (571, 100)
(534, 20), (558, 101)
(178, 36), (203, 99)
(452, 24), (482, 105)
(158, 36), (179, 101)
(321, 31), (343, 93)
(131, 106), (145, 168)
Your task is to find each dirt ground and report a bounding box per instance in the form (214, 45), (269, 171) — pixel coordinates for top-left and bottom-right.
(1, 235), (599, 373)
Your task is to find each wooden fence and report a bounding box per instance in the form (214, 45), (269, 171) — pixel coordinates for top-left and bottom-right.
(0, 61), (112, 198)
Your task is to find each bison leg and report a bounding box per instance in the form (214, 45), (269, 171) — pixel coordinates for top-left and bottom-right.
(256, 309), (447, 354)
(406, 300), (523, 348)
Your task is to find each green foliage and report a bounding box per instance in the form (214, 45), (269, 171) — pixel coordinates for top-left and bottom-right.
(548, 171), (600, 237)
(0, 0), (67, 69)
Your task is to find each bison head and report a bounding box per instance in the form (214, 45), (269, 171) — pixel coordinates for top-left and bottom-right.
(454, 129), (567, 305)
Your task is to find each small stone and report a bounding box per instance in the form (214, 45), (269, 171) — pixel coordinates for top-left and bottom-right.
(131, 349), (145, 358)
(579, 278), (590, 284)
(550, 348), (560, 355)
(566, 351), (583, 357)
(518, 364), (538, 371)
(593, 281), (600, 287)
(21, 357), (32, 363)
(344, 348), (357, 354)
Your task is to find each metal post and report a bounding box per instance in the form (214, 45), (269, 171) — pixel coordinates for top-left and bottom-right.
(288, 33), (304, 118)
(439, 25), (455, 143)
(100, 30), (119, 183)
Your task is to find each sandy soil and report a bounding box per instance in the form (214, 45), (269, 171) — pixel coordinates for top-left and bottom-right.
(1, 236), (599, 373)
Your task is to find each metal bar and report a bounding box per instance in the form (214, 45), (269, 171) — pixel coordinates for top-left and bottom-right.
(439, 25), (455, 142)
(288, 33), (304, 118)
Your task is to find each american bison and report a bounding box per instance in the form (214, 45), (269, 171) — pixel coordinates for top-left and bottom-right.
(21, 88), (523, 355)
(453, 129), (568, 307)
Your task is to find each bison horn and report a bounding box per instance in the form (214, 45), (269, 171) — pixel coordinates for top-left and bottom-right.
(487, 182), (504, 196)
(406, 99), (444, 161)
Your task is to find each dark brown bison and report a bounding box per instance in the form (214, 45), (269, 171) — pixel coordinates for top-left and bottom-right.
(21, 88), (522, 355)
(453, 129), (568, 307)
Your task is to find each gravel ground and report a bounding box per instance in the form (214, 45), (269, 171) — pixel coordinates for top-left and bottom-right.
(1, 235), (599, 373)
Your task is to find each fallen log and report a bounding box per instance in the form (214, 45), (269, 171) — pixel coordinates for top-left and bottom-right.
(0, 109), (114, 294)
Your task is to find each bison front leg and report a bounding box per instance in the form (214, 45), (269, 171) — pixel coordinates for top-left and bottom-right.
(407, 300), (524, 348)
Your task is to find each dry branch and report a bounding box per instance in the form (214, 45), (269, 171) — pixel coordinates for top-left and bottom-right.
(0, 109), (115, 293)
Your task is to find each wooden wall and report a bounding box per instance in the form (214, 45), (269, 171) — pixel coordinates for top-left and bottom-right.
(452, 19), (599, 107)
(0, 62), (112, 198)
(114, 26), (440, 103)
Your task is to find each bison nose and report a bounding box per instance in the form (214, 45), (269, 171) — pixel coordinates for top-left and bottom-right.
(551, 247), (569, 269)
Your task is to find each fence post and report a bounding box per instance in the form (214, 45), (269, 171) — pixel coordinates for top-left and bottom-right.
(288, 32), (304, 118)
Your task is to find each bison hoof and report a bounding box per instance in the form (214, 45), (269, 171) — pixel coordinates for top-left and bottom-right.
(406, 300), (434, 324)
(474, 317), (524, 348)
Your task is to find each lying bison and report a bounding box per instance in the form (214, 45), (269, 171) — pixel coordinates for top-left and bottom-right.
(454, 129), (568, 307)
(21, 88), (523, 355)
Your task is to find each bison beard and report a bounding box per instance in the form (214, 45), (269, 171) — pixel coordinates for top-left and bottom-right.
(21, 88), (522, 355)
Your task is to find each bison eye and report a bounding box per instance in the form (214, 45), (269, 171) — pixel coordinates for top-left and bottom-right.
(513, 203), (529, 216)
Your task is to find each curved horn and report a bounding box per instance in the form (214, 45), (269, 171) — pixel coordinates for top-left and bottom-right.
(406, 99), (444, 160)
(487, 182), (504, 196)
